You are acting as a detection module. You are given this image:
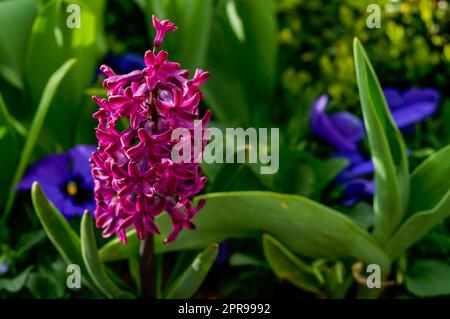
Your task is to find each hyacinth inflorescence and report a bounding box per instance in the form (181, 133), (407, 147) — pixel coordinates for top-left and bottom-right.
(90, 16), (211, 244)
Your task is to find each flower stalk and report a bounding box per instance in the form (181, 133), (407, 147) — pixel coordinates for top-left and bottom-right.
(140, 234), (156, 299)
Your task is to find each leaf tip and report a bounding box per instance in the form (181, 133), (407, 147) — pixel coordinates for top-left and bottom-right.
(31, 181), (42, 204)
(31, 180), (40, 192)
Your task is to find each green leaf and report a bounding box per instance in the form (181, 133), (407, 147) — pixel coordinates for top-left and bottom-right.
(353, 38), (409, 243)
(26, 0), (97, 148)
(164, 243), (218, 299)
(128, 256), (141, 293)
(262, 234), (323, 295)
(2, 59), (76, 222)
(80, 211), (133, 299)
(227, 0), (277, 94)
(87, 0), (107, 57)
(0, 95), (27, 138)
(314, 157), (349, 195)
(406, 144), (450, 215)
(26, 260), (68, 298)
(386, 145), (450, 260)
(229, 253), (265, 268)
(30, 182), (96, 291)
(0, 266), (33, 293)
(100, 232), (141, 264)
(405, 260), (450, 297)
(0, 126), (6, 139)
(273, 149), (348, 198)
(147, 0), (213, 72)
(386, 194), (450, 260)
(342, 202), (374, 230)
(203, 0), (277, 126)
(0, 0), (39, 89)
(100, 192), (391, 275)
(15, 230), (46, 258)
(0, 93), (18, 210)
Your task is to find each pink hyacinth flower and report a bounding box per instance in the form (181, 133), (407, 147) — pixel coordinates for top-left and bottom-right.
(90, 16), (211, 244)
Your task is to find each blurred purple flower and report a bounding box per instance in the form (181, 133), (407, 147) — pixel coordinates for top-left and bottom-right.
(310, 88), (440, 206)
(0, 260), (8, 275)
(334, 150), (374, 206)
(310, 95), (372, 205)
(342, 179), (375, 207)
(215, 242), (230, 265)
(384, 88), (440, 129)
(104, 53), (146, 74)
(310, 95), (365, 151)
(18, 145), (96, 219)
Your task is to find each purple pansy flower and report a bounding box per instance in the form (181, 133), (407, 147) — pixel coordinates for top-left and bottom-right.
(310, 95), (365, 151)
(384, 88), (440, 129)
(334, 150), (375, 206)
(309, 95), (373, 205)
(310, 88), (440, 206)
(341, 179), (375, 207)
(18, 145), (96, 219)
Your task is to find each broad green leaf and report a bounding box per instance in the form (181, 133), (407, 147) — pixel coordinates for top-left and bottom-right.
(406, 144), (450, 215)
(386, 190), (450, 260)
(26, 0), (97, 148)
(353, 38), (409, 243)
(386, 145), (450, 260)
(164, 243), (218, 299)
(80, 211), (134, 299)
(30, 182), (96, 291)
(2, 59), (76, 222)
(262, 234), (323, 296)
(405, 260), (450, 297)
(0, 0), (39, 89)
(100, 233), (140, 265)
(100, 192), (391, 274)
(0, 266), (33, 293)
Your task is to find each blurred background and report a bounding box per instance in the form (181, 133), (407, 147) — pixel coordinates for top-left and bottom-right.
(0, 0), (449, 298)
